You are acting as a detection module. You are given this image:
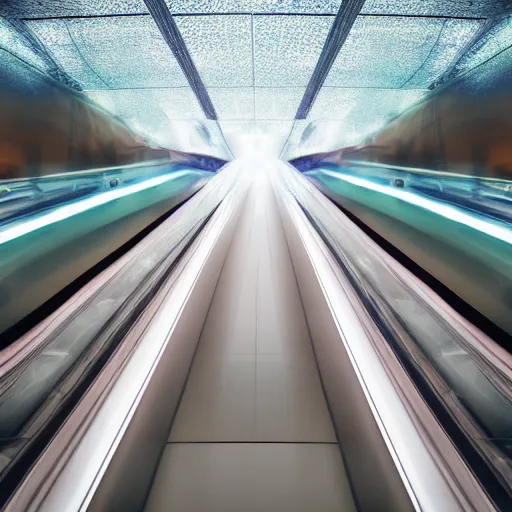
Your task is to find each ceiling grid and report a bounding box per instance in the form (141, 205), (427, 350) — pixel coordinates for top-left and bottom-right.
(144, 0), (217, 119)
(1, 0), (510, 155)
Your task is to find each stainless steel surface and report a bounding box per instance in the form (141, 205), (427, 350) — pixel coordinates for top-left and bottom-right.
(146, 443), (355, 512)
(169, 166), (335, 443)
(146, 162), (353, 511)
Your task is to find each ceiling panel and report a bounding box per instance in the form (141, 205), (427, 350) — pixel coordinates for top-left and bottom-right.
(309, 87), (426, 143)
(324, 16), (482, 89)
(405, 19), (482, 87)
(254, 15), (333, 87)
(4, 0), (502, 19)
(167, 1), (341, 14)
(87, 88), (204, 145)
(0, 0), (147, 18)
(255, 87), (305, 119)
(29, 17), (188, 89)
(362, 0), (508, 18)
(0, 0), (343, 17)
(28, 19), (108, 89)
(253, 0), (341, 13)
(253, 119), (295, 135)
(208, 87), (254, 119)
(0, 18), (48, 72)
(67, 17), (187, 89)
(176, 15), (253, 87)
(168, 0), (252, 12)
(452, 15), (512, 80)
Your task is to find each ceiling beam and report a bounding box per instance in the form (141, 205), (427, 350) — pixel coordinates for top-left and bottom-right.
(6, 18), (82, 91)
(428, 16), (503, 92)
(295, 0), (366, 120)
(144, 0), (217, 120)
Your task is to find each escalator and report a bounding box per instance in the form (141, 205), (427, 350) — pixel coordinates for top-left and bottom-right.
(2, 0), (512, 509)
(1, 160), (509, 511)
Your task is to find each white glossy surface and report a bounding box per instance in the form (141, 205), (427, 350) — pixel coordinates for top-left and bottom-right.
(146, 443), (356, 512)
(169, 166), (335, 442)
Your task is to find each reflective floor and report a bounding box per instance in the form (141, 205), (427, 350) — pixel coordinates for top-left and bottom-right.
(145, 167), (356, 511)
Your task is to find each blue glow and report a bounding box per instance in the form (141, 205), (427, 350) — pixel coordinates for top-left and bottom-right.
(0, 171), (189, 245)
(318, 169), (512, 245)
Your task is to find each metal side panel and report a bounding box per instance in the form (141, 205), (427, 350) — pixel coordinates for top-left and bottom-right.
(275, 182), (415, 512)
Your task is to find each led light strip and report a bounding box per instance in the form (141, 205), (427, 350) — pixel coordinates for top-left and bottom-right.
(0, 171), (189, 246)
(319, 169), (512, 245)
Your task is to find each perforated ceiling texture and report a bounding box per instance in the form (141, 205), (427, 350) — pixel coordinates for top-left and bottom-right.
(2, 0), (508, 17)
(1, 0), (511, 154)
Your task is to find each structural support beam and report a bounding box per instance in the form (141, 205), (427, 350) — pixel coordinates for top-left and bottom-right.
(295, 0), (366, 120)
(144, 0), (217, 120)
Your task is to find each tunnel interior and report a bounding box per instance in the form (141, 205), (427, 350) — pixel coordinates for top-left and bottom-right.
(1, 1), (512, 512)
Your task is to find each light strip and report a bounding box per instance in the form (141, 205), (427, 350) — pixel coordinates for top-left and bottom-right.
(318, 169), (512, 245)
(0, 171), (189, 246)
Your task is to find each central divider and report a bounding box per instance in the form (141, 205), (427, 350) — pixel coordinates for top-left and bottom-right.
(144, 161), (356, 511)
(4, 161), (250, 511)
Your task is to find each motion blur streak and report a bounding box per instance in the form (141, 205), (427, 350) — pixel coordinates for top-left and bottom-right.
(1, 2), (512, 512)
